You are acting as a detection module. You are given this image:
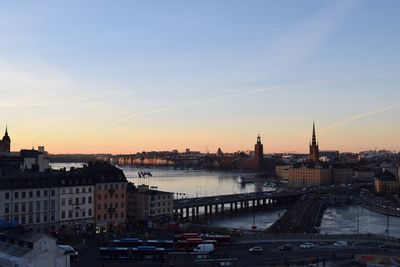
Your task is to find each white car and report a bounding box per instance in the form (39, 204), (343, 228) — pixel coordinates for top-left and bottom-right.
(300, 242), (316, 249)
(333, 241), (348, 247)
(248, 246), (263, 253)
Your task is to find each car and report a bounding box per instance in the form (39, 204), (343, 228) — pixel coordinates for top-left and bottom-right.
(300, 242), (316, 249)
(248, 246), (263, 253)
(333, 241), (348, 247)
(278, 244), (293, 251)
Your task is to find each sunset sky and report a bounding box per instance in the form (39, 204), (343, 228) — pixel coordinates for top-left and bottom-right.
(1, 0), (399, 154)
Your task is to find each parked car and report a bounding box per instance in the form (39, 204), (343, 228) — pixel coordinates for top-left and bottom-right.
(334, 241), (348, 247)
(300, 242), (316, 249)
(248, 246), (263, 253)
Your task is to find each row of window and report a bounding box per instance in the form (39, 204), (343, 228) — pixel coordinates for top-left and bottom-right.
(4, 200), (56, 214)
(97, 202), (124, 210)
(97, 193), (124, 200)
(150, 195), (172, 200)
(61, 187), (93, 194)
(150, 201), (171, 208)
(2, 212), (56, 224)
(4, 190), (56, 200)
(61, 196), (92, 206)
(61, 209), (92, 219)
(96, 212), (124, 220)
(97, 183), (125, 190)
(150, 208), (171, 214)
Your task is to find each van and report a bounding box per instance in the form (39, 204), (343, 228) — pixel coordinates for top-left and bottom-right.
(193, 243), (214, 253)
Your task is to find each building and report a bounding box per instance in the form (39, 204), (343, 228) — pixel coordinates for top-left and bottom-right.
(0, 229), (70, 267)
(127, 184), (173, 225)
(309, 122), (319, 163)
(92, 162), (127, 233)
(20, 149), (50, 172)
(374, 171), (399, 194)
(0, 162), (127, 235)
(254, 134), (264, 169)
(332, 168), (354, 185)
(0, 127), (11, 153)
(287, 166), (331, 187)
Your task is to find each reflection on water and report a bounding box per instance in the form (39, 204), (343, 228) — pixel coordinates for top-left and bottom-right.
(122, 166), (268, 198)
(320, 205), (400, 238)
(209, 209), (286, 230)
(51, 162), (84, 170)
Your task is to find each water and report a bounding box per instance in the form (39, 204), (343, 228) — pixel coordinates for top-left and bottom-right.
(320, 205), (400, 238)
(49, 163), (400, 237)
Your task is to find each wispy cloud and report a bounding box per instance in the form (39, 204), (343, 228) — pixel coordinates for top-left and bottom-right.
(322, 104), (400, 130)
(114, 85), (288, 124)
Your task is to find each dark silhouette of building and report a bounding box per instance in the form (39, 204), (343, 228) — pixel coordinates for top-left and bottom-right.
(254, 134), (264, 169)
(0, 127), (11, 153)
(309, 122), (319, 163)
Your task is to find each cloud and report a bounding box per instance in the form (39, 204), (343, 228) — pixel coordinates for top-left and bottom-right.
(322, 104), (400, 130)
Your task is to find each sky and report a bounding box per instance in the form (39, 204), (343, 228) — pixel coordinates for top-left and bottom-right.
(0, 0), (399, 154)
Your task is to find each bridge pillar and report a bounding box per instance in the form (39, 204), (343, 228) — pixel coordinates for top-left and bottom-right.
(179, 208), (183, 221)
(235, 202), (238, 211)
(221, 203), (224, 214)
(192, 207), (195, 221)
(196, 206), (199, 220)
(209, 205), (213, 217)
(186, 208), (189, 221)
(215, 204), (218, 215)
(257, 199), (260, 207)
(230, 202), (233, 212)
(252, 199), (255, 208)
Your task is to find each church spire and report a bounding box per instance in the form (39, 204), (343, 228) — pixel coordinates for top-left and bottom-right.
(5, 125), (8, 136)
(312, 121), (317, 145)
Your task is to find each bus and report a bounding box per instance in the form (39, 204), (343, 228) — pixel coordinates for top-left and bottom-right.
(99, 246), (167, 260)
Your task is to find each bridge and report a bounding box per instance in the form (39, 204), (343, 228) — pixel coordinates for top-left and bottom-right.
(173, 189), (316, 221)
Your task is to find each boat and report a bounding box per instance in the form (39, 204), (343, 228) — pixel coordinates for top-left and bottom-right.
(237, 176), (253, 184)
(263, 181), (277, 188)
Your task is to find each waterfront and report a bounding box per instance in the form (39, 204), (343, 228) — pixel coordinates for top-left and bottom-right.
(50, 163), (400, 238)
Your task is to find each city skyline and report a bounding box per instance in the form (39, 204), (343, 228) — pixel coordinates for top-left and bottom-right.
(1, 0), (400, 154)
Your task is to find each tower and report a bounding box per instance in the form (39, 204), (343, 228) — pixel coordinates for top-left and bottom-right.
(0, 126), (11, 153)
(254, 134), (263, 169)
(309, 122), (319, 163)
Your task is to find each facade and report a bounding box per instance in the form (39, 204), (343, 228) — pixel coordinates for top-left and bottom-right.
(287, 166), (332, 187)
(0, 162), (127, 234)
(309, 122), (319, 163)
(0, 229), (70, 267)
(374, 171), (399, 194)
(0, 127), (11, 153)
(127, 184), (173, 224)
(332, 168), (354, 185)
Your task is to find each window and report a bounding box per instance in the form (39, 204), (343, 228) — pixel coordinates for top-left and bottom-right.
(97, 214), (100, 220)
(28, 215), (33, 224)
(75, 197), (79, 204)
(5, 192), (9, 199)
(36, 214), (40, 223)
(22, 191), (26, 198)
(28, 202), (33, 212)
(68, 210), (72, 218)
(51, 212), (55, 221)
(29, 191), (33, 198)
(75, 188), (79, 193)
(115, 184), (119, 190)
(36, 201), (40, 211)
(88, 209), (92, 216)
(43, 200), (48, 211)
(14, 192), (19, 199)
(21, 202), (26, 212)
(88, 197), (92, 204)
(68, 198), (73, 205)
(4, 203), (9, 214)
(97, 204), (101, 210)
(51, 190), (55, 196)
(43, 213), (48, 222)
(114, 213), (118, 219)
(104, 194), (107, 199)
(115, 203), (118, 209)
(21, 215), (26, 224)
(82, 188), (86, 193)
(14, 203), (18, 213)
(89, 188), (92, 193)
(121, 193), (124, 198)
(44, 190), (48, 197)
(97, 184), (101, 190)
(61, 199), (65, 206)
(105, 184), (108, 190)
(104, 203), (107, 209)
(104, 214), (107, 220)
(98, 194), (101, 200)
(121, 202), (124, 208)
(75, 211), (79, 218)
(61, 211), (65, 219)
(51, 200), (55, 210)
(69, 188), (73, 194)
(82, 197), (86, 204)
(82, 210), (86, 217)
(36, 191), (40, 197)
(121, 212), (124, 218)
(61, 189), (65, 194)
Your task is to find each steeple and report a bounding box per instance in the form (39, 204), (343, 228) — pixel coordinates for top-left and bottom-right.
(311, 121), (316, 145)
(257, 134), (261, 144)
(5, 126), (8, 137)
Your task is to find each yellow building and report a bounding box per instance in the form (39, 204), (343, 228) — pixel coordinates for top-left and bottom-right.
(374, 171), (399, 194)
(288, 166), (332, 187)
